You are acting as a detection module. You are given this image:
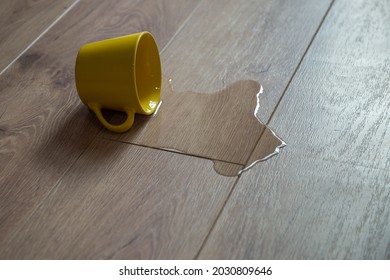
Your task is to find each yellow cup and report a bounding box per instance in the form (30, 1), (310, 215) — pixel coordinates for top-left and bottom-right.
(75, 32), (161, 132)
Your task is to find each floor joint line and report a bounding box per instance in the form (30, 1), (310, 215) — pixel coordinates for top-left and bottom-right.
(99, 136), (244, 167)
(194, 0), (337, 259)
(0, 0), (80, 76)
(266, 0), (336, 126)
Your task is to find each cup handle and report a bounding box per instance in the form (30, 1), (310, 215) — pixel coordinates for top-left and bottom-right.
(88, 103), (135, 133)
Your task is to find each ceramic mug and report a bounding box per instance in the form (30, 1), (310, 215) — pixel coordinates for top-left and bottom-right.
(75, 31), (161, 132)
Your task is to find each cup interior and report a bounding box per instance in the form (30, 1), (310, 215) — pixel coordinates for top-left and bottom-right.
(134, 32), (161, 114)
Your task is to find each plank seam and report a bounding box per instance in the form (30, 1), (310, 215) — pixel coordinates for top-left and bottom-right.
(194, 0), (337, 260)
(0, 0), (81, 76)
(242, 0), (337, 167)
(194, 174), (241, 259)
(159, 0), (203, 54)
(266, 0), (336, 126)
(99, 135), (244, 166)
(21, 0), (204, 219)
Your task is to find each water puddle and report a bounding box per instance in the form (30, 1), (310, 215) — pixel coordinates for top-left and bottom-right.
(108, 78), (286, 176)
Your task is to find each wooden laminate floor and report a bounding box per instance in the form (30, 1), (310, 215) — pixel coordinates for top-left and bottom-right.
(0, 0), (389, 259)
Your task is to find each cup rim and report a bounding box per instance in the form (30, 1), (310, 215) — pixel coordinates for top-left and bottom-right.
(133, 31), (161, 114)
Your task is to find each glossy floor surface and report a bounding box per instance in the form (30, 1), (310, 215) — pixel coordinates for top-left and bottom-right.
(0, 0), (389, 259)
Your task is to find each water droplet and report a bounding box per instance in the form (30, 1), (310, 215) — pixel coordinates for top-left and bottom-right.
(149, 100), (157, 109)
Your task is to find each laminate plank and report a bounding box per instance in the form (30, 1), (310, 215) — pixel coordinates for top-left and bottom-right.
(0, 138), (239, 259)
(199, 0), (390, 259)
(0, 0), (76, 73)
(200, 155), (390, 259)
(0, 0), (199, 248)
(101, 0), (333, 165)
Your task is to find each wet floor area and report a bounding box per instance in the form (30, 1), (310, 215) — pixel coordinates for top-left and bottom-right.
(101, 78), (286, 176)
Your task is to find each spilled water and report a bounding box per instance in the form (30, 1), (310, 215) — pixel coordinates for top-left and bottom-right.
(109, 78), (286, 176)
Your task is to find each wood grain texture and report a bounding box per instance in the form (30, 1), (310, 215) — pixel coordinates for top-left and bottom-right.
(200, 155), (390, 259)
(0, 0), (199, 249)
(0, 0), (76, 73)
(0, 139), (238, 259)
(200, 0), (390, 259)
(101, 0), (333, 164)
